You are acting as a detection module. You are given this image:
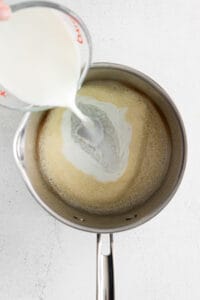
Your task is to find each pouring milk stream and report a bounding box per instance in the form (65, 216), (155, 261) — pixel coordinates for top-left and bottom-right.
(0, 7), (132, 182)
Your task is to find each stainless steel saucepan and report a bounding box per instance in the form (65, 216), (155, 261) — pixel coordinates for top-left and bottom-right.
(13, 63), (187, 300)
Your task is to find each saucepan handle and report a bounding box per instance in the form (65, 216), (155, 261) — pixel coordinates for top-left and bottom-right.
(96, 234), (114, 300)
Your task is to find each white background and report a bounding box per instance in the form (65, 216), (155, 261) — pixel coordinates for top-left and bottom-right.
(0, 0), (200, 299)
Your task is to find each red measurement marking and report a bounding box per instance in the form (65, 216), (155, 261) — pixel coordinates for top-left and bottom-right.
(0, 90), (6, 97)
(70, 16), (84, 44)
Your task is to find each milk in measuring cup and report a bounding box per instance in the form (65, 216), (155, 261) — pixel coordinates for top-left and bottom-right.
(0, 7), (81, 111)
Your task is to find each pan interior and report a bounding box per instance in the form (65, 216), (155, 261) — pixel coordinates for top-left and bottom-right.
(20, 65), (185, 232)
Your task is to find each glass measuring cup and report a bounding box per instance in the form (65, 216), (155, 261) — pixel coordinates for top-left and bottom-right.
(0, 1), (92, 111)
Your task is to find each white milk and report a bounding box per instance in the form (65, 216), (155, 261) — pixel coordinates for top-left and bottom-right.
(0, 7), (85, 115)
(61, 96), (132, 182)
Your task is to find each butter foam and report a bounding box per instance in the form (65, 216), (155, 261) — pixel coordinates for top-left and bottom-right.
(38, 80), (171, 215)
